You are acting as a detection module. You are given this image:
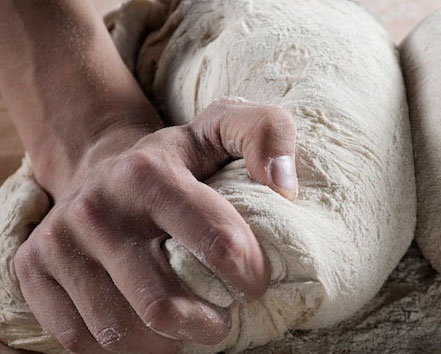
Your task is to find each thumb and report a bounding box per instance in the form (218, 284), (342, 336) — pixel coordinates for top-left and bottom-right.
(189, 96), (298, 200)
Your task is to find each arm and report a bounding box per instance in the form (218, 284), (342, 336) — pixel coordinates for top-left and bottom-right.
(0, 0), (160, 195)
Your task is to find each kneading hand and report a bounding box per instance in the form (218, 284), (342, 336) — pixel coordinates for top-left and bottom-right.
(14, 97), (297, 354)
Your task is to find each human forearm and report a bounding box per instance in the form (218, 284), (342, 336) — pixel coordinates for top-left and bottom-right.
(0, 0), (160, 193)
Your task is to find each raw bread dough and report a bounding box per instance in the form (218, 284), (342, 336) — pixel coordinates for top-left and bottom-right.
(401, 9), (441, 274)
(247, 244), (441, 354)
(0, 158), (59, 354)
(0, 0), (416, 353)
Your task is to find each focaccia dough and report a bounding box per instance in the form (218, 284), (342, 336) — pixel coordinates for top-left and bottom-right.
(0, 0), (416, 353)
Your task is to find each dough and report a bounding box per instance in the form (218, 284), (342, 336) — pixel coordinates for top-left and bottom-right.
(0, 157), (59, 354)
(401, 9), (441, 274)
(0, 0), (416, 353)
(247, 244), (441, 354)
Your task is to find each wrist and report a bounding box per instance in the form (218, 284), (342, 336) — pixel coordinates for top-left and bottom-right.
(32, 107), (162, 199)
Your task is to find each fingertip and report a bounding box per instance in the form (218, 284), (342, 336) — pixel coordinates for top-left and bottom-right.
(179, 300), (232, 345)
(267, 155), (298, 201)
(231, 239), (271, 304)
(198, 305), (232, 345)
(245, 253), (271, 303)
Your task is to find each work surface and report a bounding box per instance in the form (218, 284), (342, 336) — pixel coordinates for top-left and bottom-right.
(1, 1), (441, 354)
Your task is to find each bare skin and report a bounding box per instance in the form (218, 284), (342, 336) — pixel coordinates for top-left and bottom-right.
(0, 1), (298, 353)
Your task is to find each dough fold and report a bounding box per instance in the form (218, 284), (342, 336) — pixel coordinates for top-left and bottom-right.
(0, 0), (416, 353)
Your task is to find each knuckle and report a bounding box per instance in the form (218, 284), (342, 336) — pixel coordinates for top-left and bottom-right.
(33, 221), (68, 260)
(70, 191), (105, 227)
(14, 241), (40, 281)
(260, 107), (296, 137)
(113, 152), (183, 206)
(140, 295), (177, 330)
(113, 151), (169, 196)
(94, 327), (127, 351)
(114, 153), (159, 186)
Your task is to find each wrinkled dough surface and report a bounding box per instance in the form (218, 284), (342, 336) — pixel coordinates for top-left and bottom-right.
(0, 0), (415, 353)
(401, 9), (441, 274)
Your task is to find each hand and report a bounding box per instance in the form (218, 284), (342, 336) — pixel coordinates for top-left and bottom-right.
(14, 97), (297, 354)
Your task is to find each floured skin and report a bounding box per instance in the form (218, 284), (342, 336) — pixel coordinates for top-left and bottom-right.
(0, 0), (416, 353)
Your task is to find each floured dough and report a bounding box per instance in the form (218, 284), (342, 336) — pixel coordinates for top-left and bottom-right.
(247, 244), (441, 353)
(0, 0), (416, 353)
(0, 157), (60, 354)
(401, 9), (441, 274)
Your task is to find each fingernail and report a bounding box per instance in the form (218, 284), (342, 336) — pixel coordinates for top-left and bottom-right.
(269, 155), (298, 196)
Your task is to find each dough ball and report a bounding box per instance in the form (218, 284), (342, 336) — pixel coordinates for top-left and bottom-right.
(401, 9), (441, 273)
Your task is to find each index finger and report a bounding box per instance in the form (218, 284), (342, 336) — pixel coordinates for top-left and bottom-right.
(146, 168), (270, 303)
